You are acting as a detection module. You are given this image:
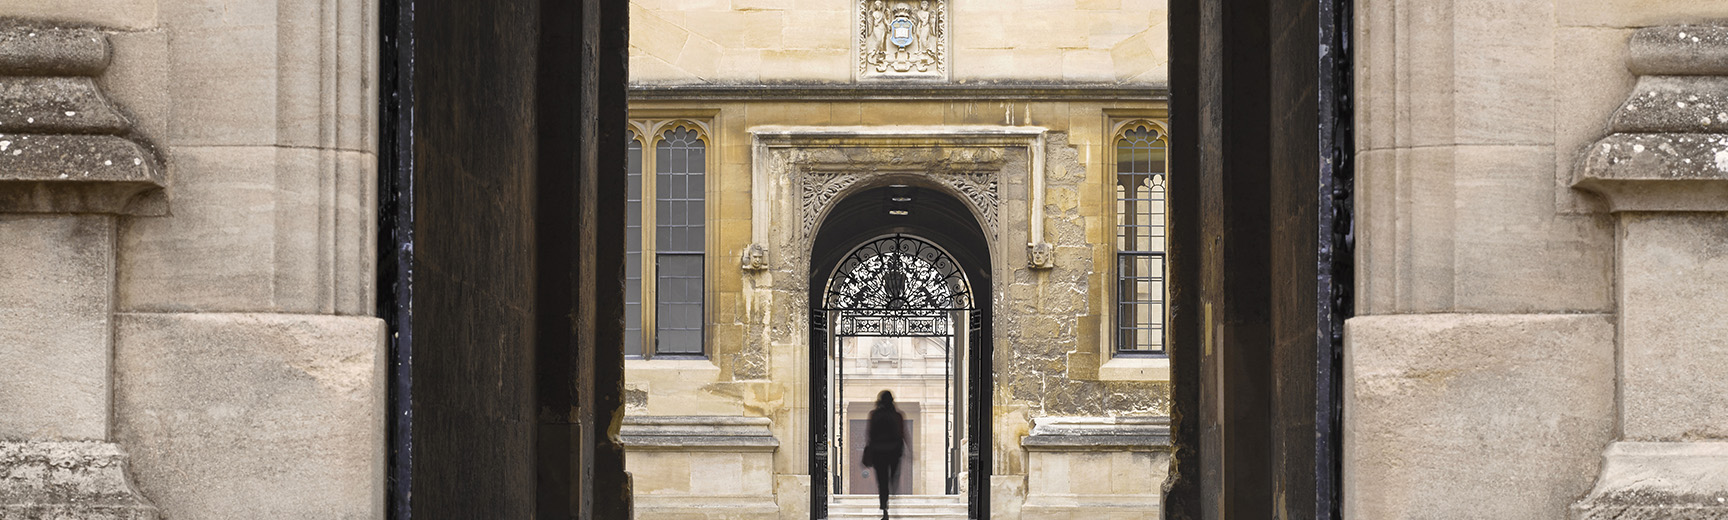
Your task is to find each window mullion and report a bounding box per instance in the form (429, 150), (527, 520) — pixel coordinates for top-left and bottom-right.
(641, 129), (659, 359)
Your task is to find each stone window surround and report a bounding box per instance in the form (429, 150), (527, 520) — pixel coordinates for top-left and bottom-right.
(627, 110), (719, 360)
(1099, 109), (1172, 382)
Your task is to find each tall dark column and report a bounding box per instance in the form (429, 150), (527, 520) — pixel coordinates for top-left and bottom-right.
(1164, 0), (1349, 517)
(381, 0), (630, 517)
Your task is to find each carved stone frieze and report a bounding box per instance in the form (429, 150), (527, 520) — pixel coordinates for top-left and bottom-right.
(801, 169), (867, 235)
(858, 0), (948, 81)
(799, 167), (999, 236)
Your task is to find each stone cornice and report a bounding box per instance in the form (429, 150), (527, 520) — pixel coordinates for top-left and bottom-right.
(629, 84), (1170, 102)
(1574, 25), (1728, 213)
(1020, 416), (1173, 452)
(619, 416), (780, 452)
(0, 22), (162, 215)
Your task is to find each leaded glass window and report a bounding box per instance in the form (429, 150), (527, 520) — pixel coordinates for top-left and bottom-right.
(1115, 121), (1167, 355)
(624, 120), (710, 359)
(625, 130), (645, 356)
(654, 125), (705, 355)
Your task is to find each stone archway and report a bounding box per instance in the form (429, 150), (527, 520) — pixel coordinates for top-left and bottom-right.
(739, 126), (1061, 519)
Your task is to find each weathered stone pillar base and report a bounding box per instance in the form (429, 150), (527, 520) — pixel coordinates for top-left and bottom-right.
(1019, 417), (1169, 520)
(0, 441), (159, 520)
(1571, 442), (1728, 519)
(1344, 314), (1617, 517)
(621, 416), (780, 520)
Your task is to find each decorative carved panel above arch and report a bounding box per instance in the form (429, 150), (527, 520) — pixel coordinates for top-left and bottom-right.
(799, 169), (999, 236)
(857, 0), (949, 81)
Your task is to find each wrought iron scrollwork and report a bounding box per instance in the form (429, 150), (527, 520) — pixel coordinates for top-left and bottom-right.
(823, 235), (973, 337)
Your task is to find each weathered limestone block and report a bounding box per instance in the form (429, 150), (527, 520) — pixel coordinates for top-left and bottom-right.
(1618, 213), (1728, 441)
(113, 313), (386, 520)
(0, 441), (158, 520)
(0, 136), (161, 214)
(1628, 25), (1728, 77)
(623, 416), (779, 520)
(1344, 313), (1616, 519)
(1576, 25), (1728, 213)
(0, 215), (114, 441)
(1576, 133), (1728, 212)
(1020, 417), (1169, 520)
(0, 22), (161, 216)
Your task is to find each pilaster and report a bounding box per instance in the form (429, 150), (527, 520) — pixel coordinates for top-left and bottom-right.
(0, 22), (160, 520)
(1570, 24), (1728, 519)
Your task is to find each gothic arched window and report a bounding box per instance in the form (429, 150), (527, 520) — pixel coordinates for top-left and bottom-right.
(1113, 120), (1168, 355)
(623, 120), (712, 358)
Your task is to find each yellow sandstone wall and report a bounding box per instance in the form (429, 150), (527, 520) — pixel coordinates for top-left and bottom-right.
(629, 0), (1168, 85)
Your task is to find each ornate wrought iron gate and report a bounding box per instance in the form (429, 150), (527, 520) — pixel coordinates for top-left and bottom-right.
(812, 234), (977, 518)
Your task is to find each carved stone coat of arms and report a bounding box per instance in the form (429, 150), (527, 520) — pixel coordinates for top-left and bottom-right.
(858, 0), (947, 80)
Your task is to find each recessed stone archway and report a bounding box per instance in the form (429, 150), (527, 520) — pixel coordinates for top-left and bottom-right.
(740, 126), (1057, 519)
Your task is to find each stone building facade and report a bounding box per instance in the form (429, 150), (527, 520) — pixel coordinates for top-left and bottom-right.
(622, 2), (1175, 518)
(0, 0), (1726, 519)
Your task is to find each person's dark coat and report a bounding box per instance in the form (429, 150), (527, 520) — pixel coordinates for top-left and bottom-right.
(862, 405), (905, 470)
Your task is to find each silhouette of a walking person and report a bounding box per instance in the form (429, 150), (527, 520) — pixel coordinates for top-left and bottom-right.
(862, 390), (906, 520)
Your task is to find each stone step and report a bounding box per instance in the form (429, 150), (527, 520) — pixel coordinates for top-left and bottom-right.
(829, 494), (967, 500)
(828, 494), (968, 519)
(825, 507), (967, 514)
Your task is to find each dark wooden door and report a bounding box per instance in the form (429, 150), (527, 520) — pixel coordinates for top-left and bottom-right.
(1163, 0), (1351, 517)
(381, 0), (630, 517)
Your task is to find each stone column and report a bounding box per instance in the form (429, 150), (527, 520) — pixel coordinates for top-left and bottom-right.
(1570, 24), (1728, 519)
(0, 24), (162, 519)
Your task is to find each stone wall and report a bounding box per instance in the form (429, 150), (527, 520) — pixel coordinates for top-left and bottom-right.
(0, 2), (384, 519)
(1349, 0), (1728, 518)
(629, 0), (1168, 84)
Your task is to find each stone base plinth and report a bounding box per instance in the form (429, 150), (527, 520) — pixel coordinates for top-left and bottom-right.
(623, 416), (780, 520)
(1572, 442), (1728, 520)
(113, 312), (386, 520)
(1019, 417), (1169, 520)
(1345, 314), (1617, 518)
(0, 441), (159, 520)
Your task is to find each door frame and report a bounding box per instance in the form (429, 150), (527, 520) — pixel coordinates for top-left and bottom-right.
(1162, 0), (1354, 517)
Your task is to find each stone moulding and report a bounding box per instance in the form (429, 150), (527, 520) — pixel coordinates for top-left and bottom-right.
(1019, 416), (1173, 452)
(0, 441), (159, 520)
(628, 84), (1170, 102)
(619, 415), (780, 452)
(1571, 442), (1728, 519)
(1574, 25), (1728, 213)
(0, 23), (163, 216)
(1576, 133), (1728, 212)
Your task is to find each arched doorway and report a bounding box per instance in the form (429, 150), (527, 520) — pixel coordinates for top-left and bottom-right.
(807, 186), (993, 519)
